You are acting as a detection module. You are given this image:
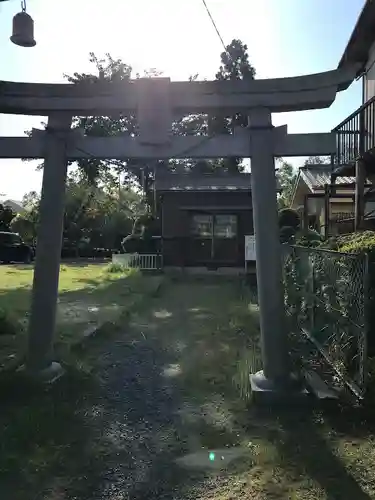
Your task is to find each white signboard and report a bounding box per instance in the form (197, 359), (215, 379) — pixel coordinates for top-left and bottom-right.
(245, 234), (256, 261)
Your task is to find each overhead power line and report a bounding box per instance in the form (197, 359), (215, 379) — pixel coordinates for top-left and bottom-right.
(200, 0), (227, 53)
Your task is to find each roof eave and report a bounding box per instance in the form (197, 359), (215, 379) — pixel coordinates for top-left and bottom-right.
(155, 188), (251, 192)
(338, 0), (375, 72)
(290, 169), (304, 207)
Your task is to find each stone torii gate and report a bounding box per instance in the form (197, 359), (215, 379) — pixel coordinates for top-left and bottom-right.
(0, 66), (357, 392)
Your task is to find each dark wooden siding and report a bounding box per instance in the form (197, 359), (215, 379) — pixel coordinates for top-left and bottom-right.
(159, 191), (253, 267)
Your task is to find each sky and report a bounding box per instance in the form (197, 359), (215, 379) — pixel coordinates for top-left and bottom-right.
(0, 0), (366, 200)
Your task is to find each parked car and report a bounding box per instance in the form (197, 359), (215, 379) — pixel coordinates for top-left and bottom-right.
(0, 231), (34, 264)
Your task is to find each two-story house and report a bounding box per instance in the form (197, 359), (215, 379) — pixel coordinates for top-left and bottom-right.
(332, 0), (375, 230)
(292, 1), (375, 236)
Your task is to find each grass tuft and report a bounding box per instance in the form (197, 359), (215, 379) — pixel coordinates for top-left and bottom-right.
(104, 262), (129, 274)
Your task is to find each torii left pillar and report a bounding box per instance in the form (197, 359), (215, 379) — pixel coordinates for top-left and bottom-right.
(26, 113), (72, 381)
(248, 108), (298, 398)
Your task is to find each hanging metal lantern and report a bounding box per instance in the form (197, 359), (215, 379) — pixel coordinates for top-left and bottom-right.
(10, 1), (36, 48)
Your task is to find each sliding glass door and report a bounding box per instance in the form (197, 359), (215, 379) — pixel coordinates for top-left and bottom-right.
(190, 213), (238, 265)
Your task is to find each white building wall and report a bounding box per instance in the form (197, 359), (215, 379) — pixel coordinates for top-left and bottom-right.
(364, 40), (375, 102)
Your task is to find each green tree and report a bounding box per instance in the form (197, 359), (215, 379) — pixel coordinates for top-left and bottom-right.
(0, 204), (15, 232)
(216, 39), (256, 81)
(17, 177), (144, 253)
(24, 41), (257, 212)
(276, 160), (297, 208)
(63, 42), (255, 182)
(66, 53), (150, 192)
(22, 191), (39, 210)
(10, 213), (37, 243)
(61, 172), (144, 253)
(11, 192), (41, 243)
(88, 184), (146, 251)
(24, 53), (154, 204)
(212, 39), (256, 173)
(304, 156), (330, 165)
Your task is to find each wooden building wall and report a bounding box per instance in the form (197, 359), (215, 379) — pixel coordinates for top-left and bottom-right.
(158, 190), (253, 267)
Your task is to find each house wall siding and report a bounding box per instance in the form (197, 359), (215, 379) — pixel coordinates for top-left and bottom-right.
(364, 40), (375, 102)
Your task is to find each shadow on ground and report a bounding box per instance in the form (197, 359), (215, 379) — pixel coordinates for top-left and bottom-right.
(2, 259), (110, 271)
(0, 368), (99, 499)
(0, 276), (374, 499)
(0, 268), (154, 369)
(246, 404), (374, 500)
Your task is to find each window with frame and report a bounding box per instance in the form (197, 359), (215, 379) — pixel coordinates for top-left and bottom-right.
(214, 215), (237, 239)
(190, 214), (213, 238)
(190, 214), (237, 239)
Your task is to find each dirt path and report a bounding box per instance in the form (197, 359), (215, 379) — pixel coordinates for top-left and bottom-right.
(66, 276), (257, 500)
(2, 276), (375, 500)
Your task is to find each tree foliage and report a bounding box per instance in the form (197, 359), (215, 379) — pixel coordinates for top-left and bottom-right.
(25, 40), (256, 192)
(216, 39), (256, 81)
(276, 160), (296, 208)
(212, 39), (256, 173)
(12, 174), (145, 254)
(18, 40), (256, 251)
(304, 156), (331, 165)
(0, 204), (16, 232)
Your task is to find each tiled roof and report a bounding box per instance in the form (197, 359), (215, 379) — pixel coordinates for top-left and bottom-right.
(299, 165), (354, 191)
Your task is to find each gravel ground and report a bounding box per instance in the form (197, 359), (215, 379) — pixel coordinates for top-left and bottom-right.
(58, 277), (246, 500)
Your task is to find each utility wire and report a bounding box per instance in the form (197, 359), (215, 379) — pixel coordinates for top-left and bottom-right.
(200, 0), (227, 54)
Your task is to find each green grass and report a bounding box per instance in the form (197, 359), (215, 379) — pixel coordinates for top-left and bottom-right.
(0, 262), (158, 369)
(1, 275), (375, 499)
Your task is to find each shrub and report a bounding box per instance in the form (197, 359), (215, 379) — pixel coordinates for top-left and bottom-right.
(317, 236), (339, 250)
(280, 226), (297, 244)
(105, 262), (128, 274)
(336, 231), (375, 255)
(278, 208), (300, 230)
(296, 228), (323, 248)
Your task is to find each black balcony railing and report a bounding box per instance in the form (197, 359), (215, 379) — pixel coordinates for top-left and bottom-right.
(333, 96), (375, 166)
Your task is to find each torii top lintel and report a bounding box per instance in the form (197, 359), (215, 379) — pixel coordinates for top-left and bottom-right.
(0, 65), (359, 117)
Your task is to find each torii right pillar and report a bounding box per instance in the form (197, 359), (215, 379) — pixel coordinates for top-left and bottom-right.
(248, 108), (298, 397)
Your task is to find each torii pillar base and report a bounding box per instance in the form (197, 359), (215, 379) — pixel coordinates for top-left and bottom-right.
(20, 361), (65, 385)
(250, 370), (308, 405)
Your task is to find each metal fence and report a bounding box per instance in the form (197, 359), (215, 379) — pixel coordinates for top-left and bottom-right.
(112, 253), (162, 270)
(333, 95), (375, 166)
(283, 245), (369, 398)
